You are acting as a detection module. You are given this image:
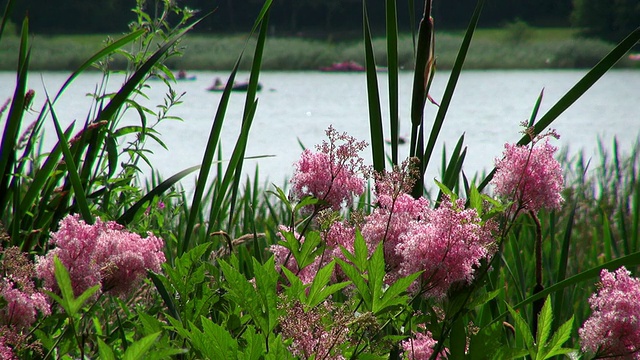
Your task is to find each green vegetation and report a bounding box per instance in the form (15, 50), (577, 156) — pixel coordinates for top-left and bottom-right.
(0, 27), (634, 71)
(2, 0), (640, 358)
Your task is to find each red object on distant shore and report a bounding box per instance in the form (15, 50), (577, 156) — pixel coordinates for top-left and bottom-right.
(319, 60), (365, 72)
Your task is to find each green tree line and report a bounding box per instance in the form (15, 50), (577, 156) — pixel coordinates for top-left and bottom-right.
(5, 0), (638, 42)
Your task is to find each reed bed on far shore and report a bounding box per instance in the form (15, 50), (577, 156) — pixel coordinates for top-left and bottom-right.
(0, 28), (633, 71)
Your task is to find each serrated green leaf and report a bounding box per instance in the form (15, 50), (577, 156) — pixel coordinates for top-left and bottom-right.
(253, 256), (279, 333)
(123, 332), (160, 360)
(242, 326), (265, 360)
(535, 298), (553, 357)
(97, 338), (116, 360)
(305, 261), (350, 309)
(335, 258), (371, 310)
(544, 316), (575, 358)
(353, 230), (369, 271)
(506, 303), (535, 355)
(434, 179), (456, 201)
(375, 271), (421, 315)
(369, 243), (386, 314)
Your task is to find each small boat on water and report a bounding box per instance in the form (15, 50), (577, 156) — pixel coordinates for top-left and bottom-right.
(150, 70), (197, 81)
(207, 78), (262, 92)
(319, 60), (365, 72)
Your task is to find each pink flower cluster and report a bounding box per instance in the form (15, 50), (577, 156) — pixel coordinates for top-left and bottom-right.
(579, 267), (640, 359)
(0, 247), (51, 330)
(402, 329), (447, 360)
(361, 192), (430, 272)
(279, 301), (347, 360)
(0, 280), (50, 329)
(0, 336), (15, 360)
(290, 126), (368, 211)
(396, 198), (496, 298)
(36, 214), (166, 297)
(493, 138), (564, 214)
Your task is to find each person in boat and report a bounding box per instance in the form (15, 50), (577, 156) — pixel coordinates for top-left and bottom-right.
(177, 69), (187, 79)
(213, 77), (222, 87)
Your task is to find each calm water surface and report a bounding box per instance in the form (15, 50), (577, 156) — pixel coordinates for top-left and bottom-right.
(1, 70), (639, 188)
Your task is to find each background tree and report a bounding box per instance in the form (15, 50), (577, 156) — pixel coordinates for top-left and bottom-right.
(572, 0), (640, 42)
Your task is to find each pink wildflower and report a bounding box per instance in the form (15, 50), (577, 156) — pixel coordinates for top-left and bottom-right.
(492, 137), (564, 214)
(0, 336), (16, 360)
(362, 193), (430, 272)
(362, 159), (428, 272)
(279, 301), (348, 360)
(579, 267), (640, 359)
(402, 330), (446, 360)
(36, 214), (166, 297)
(290, 126), (368, 211)
(0, 281), (50, 329)
(0, 247), (51, 330)
(396, 197), (496, 298)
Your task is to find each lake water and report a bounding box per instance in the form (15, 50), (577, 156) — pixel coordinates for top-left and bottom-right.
(1, 70), (639, 189)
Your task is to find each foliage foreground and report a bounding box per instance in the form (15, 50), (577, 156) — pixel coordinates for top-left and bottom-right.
(1, 0), (640, 359)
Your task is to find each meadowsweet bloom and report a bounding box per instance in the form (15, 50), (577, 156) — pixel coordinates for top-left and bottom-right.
(0, 247), (51, 330)
(402, 329), (446, 360)
(0, 336), (16, 360)
(279, 301), (348, 360)
(36, 214), (166, 297)
(0, 281), (50, 329)
(579, 267), (640, 359)
(492, 135), (564, 214)
(362, 193), (430, 272)
(290, 126), (368, 211)
(396, 197), (496, 298)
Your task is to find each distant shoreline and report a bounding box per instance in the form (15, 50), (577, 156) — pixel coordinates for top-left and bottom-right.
(0, 28), (637, 71)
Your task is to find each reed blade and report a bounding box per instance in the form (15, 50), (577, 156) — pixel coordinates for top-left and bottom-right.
(386, 0), (400, 165)
(363, 0), (385, 172)
(0, 16), (30, 217)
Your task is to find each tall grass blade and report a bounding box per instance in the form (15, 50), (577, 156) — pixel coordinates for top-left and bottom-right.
(207, 100), (259, 240)
(422, 0), (484, 173)
(363, 1), (385, 172)
(49, 101), (93, 224)
(228, 7), (271, 229)
(409, 0), (433, 157)
(183, 60), (242, 255)
(118, 165), (200, 225)
(385, 0), (400, 165)
(528, 89), (544, 127)
(0, 17), (29, 216)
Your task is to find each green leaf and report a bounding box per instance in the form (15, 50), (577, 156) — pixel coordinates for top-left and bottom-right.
(242, 326), (265, 360)
(535, 298), (553, 356)
(51, 256), (100, 316)
(306, 261), (336, 308)
(336, 258), (372, 310)
(506, 303), (534, 355)
(97, 338), (116, 360)
(375, 271), (421, 315)
(123, 332), (160, 360)
(544, 316), (574, 358)
(49, 100), (93, 224)
(369, 243), (387, 314)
